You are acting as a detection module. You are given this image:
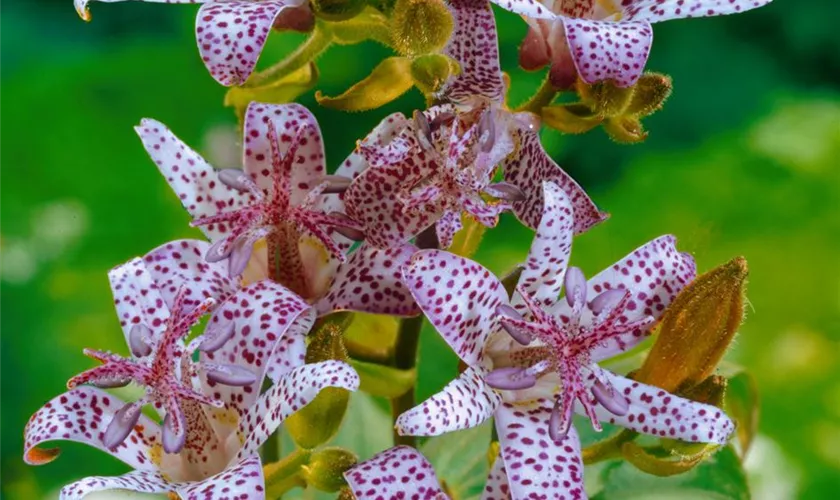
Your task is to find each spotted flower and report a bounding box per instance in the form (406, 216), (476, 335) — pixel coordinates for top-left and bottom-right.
(137, 102), (419, 318)
(396, 182), (735, 499)
(343, 0), (606, 249)
(343, 446), (449, 500)
(24, 244), (359, 499)
(74, 0), (312, 86)
(508, 0), (772, 88)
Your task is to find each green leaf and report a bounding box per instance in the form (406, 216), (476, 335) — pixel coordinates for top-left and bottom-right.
(351, 359), (416, 398)
(590, 446), (749, 500)
(315, 56), (414, 111)
(725, 371), (760, 457)
(420, 422), (492, 500)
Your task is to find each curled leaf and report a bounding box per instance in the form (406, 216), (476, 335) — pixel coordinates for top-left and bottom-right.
(620, 441), (717, 477)
(634, 256), (749, 392)
(316, 57), (414, 111)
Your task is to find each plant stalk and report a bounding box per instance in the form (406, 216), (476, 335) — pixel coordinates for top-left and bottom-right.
(516, 76), (559, 114)
(246, 24), (333, 88)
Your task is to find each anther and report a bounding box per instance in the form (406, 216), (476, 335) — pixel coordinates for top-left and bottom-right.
(198, 322), (236, 353)
(204, 363), (258, 387)
(128, 323), (153, 358)
(317, 175), (354, 194)
(218, 169), (253, 192)
(328, 212), (366, 241)
(162, 407), (186, 454)
(413, 110), (433, 150)
(588, 288), (627, 315)
(564, 266), (587, 308)
(591, 380), (629, 416)
(487, 182), (526, 202)
(102, 401), (142, 450)
(228, 237), (255, 278)
(549, 397), (572, 442)
(204, 238), (233, 264)
(484, 367), (538, 390)
(496, 304), (533, 345)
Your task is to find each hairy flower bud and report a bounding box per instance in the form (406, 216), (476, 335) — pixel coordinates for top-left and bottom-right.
(303, 447), (359, 492)
(389, 0), (454, 56)
(410, 54), (459, 95)
(625, 73), (672, 118)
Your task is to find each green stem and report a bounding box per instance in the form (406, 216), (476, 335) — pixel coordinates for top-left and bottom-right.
(390, 226), (438, 447)
(264, 449), (312, 499)
(246, 24), (333, 88)
(515, 76), (559, 114)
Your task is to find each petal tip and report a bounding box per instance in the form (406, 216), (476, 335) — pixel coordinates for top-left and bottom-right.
(25, 446), (61, 466)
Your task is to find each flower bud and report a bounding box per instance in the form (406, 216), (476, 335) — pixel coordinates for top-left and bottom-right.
(603, 116), (647, 144)
(583, 80), (635, 117)
(285, 324), (352, 449)
(303, 447), (358, 492)
(634, 257), (748, 392)
(410, 54), (460, 95)
(311, 0), (367, 21)
(624, 72), (672, 117)
(389, 0), (454, 56)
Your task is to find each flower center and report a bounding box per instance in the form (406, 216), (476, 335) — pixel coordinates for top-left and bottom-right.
(485, 266), (654, 442)
(192, 121), (363, 278)
(68, 287), (255, 454)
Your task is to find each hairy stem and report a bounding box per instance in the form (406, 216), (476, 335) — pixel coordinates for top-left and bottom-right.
(246, 24), (333, 89)
(516, 76), (559, 114)
(390, 226), (438, 447)
(582, 429), (638, 465)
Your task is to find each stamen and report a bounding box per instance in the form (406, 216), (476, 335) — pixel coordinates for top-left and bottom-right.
(478, 109), (496, 153)
(204, 363), (258, 387)
(549, 397), (572, 442)
(487, 182), (526, 202)
(591, 380), (629, 416)
(496, 304), (533, 345)
(162, 406), (186, 454)
(328, 212), (366, 241)
(90, 376), (131, 389)
(198, 322), (236, 353)
(128, 324), (153, 358)
(485, 367), (538, 390)
(317, 175), (354, 194)
(588, 288), (627, 315)
(204, 237), (233, 264)
(228, 236), (256, 278)
(429, 111), (455, 132)
(218, 168), (253, 192)
(413, 110), (433, 149)
(564, 266), (587, 308)
(102, 401), (142, 449)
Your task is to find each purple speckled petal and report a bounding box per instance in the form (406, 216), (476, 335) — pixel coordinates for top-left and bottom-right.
(396, 367), (501, 436)
(176, 455), (266, 500)
(59, 470), (172, 500)
(481, 451), (511, 499)
(345, 446), (445, 499)
(135, 118), (250, 242)
(107, 257), (171, 352)
(403, 250), (507, 366)
(563, 18), (653, 88)
(584, 369), (735, 445)
(235, 360), (359, 459)
(495, 400), (585, 499)
(618, 0), (773, 23)
(196, 0), (306, 86)
(24, 387), (161, 471)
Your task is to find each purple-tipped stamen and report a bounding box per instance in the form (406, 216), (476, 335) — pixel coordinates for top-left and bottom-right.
(484, 367), (538, 391)
(496, 304), (533, 345)
(478, 109), (496, 153)
(199, 322), (236, 353)
(102, 401), (142, 450)
(218, 169), (253, 192)
(588, 288), (627, 315)
(413, 110), (433, 148)
(162, 407), (187, 454)
(328, 212), (366, 241)
(205, 237), (233, 264)
(487, 182), (526, 202)
(205, 363), (258, 387)
(228, 237), (255, 278)
(564, 266), (587, 308)
(591, 380), (629, 416)
(318, 175), (353, 194)
(548, 397), (571, 442)
(128, 323), (153, 358)
(91, 376), (131, 389)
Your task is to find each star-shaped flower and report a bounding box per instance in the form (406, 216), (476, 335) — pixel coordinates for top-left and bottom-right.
(344, 0), (606, 249)
(396, 182), (735, 499)
(74, 0), (312, 86)
(344, 446), (449, 500)
(138, 102), (419, 318)
(507, 0), (772, 87)
(24, 245), (359, 499)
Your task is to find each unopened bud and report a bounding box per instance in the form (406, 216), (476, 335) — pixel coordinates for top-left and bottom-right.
(583, 80), (635, 117)
(389, 0), (454, 57)
(625, 72), (672, 117)
(603, 116), (647, 144)
(304, 447), (358, 492)
(634, 257), (748, 392)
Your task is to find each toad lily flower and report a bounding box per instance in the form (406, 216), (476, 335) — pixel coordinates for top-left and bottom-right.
(138, 102), (419, 318)
(344, 0), (606, 249)
(74, 0), (311, 86)
(24, 248), (359, 499)
(344, 446), (449, 500)
(509, 0), (773, 87)
(397, 182), (735, 500)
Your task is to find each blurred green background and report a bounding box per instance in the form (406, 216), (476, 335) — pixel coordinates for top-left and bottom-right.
(2, 0), (838, 498)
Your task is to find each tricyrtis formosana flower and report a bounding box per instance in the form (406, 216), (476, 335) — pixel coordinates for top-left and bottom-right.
(397, 182), (734, 500)
(138, 102), (419, 318)
(24, 246), (359, 499)
(507, 0), (772, 88)
(344, 0), (606, 249)
(344, 446), (449, 499)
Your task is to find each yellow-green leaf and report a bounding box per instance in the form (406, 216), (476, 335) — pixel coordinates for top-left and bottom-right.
(344, 312), (398, 362)
(315, 57), (414, 111)
(724, 371), (759, 457)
